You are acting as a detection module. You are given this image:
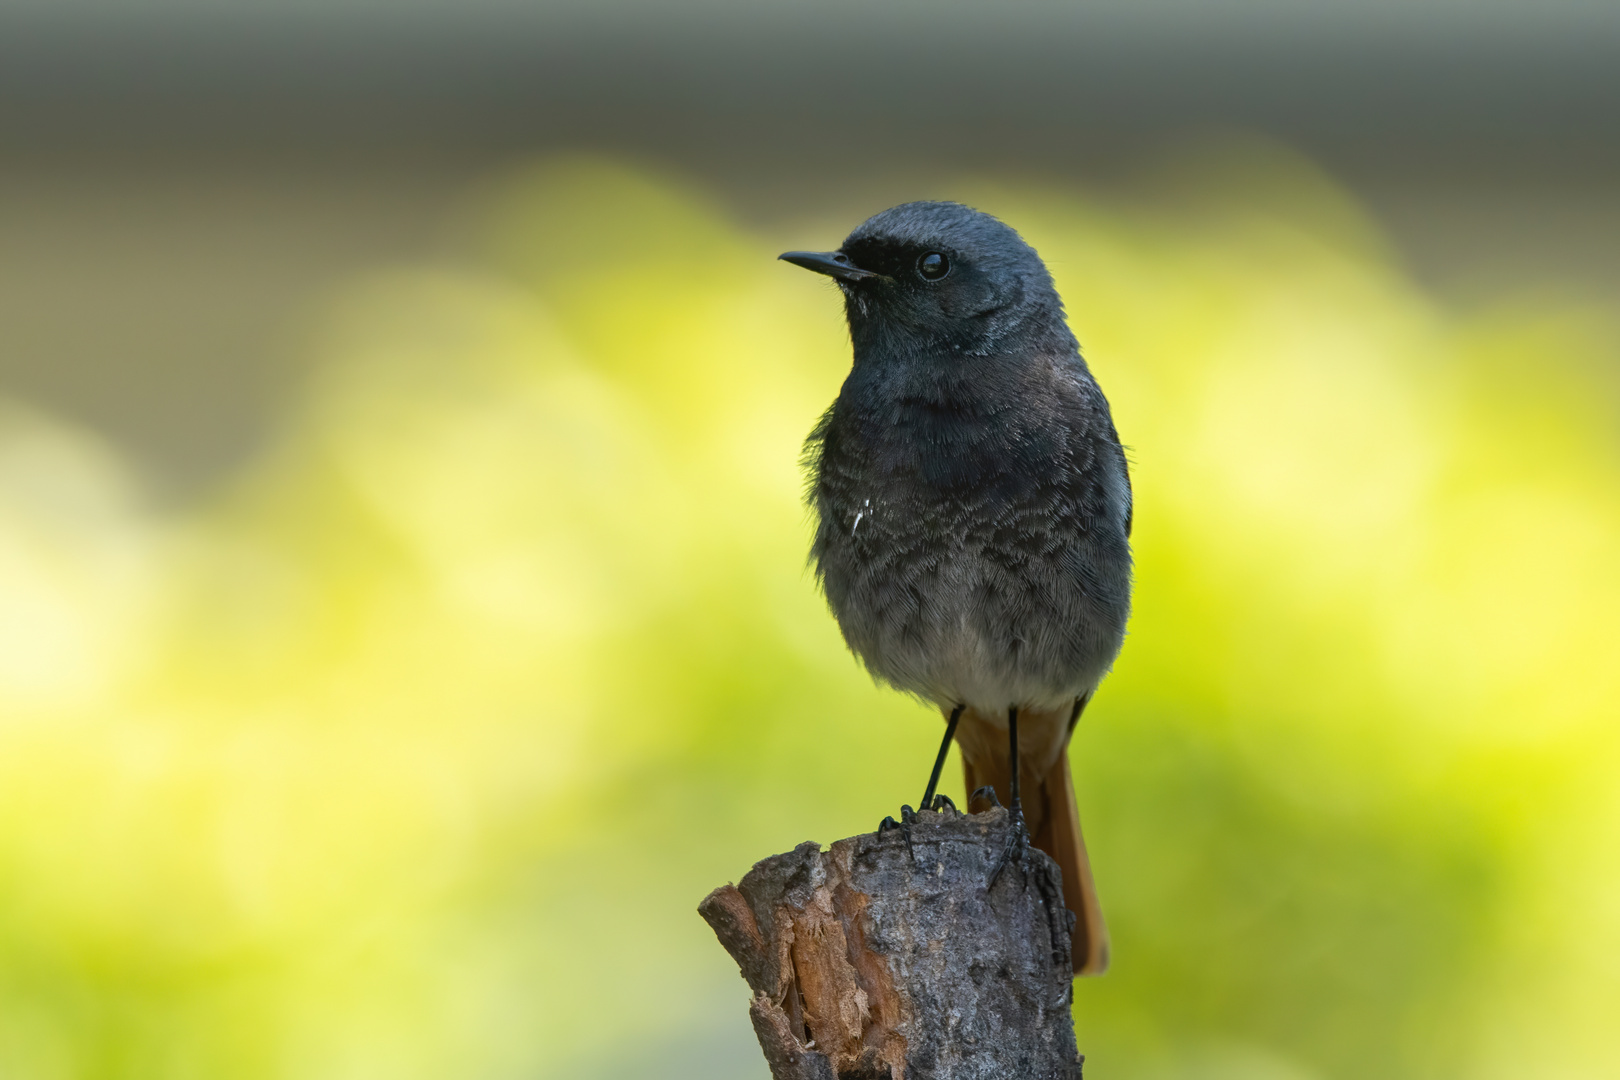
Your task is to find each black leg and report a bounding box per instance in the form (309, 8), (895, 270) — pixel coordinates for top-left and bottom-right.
(885, 703), (970, 860)
(988, 705), (1029, 889)
(1007, 705), (1020, 813)
(920, 704), (965, 813)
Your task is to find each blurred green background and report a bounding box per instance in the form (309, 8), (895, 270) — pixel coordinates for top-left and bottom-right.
(1, 3), (1618, 1078)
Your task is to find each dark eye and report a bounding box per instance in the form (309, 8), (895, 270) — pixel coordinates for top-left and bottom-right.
(917, 252), (950, 281)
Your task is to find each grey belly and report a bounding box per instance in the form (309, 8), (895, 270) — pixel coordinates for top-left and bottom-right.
(830, 541), (1130, 715)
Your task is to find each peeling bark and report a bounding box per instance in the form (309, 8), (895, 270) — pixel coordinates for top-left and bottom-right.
(699, 806), (1084, 1080)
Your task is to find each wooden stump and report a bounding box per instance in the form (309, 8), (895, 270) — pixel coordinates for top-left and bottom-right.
(699, 805), (1084, 1080)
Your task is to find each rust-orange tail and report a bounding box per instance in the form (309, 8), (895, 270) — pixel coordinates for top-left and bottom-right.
(955, 702), (1109, 976)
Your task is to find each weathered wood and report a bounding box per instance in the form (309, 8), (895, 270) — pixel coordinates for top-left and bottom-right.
(699, 805), (1084, 1080)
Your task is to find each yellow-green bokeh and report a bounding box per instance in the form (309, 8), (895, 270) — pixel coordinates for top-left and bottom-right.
(0, 148), (1616, 1079)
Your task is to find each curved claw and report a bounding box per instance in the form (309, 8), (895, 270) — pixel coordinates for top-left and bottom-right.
(929, 794), (959, 815)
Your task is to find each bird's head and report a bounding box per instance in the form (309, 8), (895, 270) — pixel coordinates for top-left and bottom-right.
(780, 201), (1071, 361)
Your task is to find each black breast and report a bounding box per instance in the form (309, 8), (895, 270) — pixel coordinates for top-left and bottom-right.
(803, 350), (1133, 703)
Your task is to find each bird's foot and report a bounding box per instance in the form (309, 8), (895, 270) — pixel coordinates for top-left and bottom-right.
(878, 805), (920, 860)
(968, 785), (1002, 813)
(878, 804), (922, 831)
(879, 796), (965, 861)
(987, 804), (1030, 890)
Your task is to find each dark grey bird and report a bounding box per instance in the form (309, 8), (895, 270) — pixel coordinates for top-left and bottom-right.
(781, 201), (1132, 975)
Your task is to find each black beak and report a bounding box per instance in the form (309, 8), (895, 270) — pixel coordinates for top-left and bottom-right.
(778, 250), (878, 283)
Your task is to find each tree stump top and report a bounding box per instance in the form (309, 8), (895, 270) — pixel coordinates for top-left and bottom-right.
(700, 805), (1083, 1080)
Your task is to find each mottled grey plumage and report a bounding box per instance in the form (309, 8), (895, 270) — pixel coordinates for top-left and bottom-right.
(796, 202), (1133, 717)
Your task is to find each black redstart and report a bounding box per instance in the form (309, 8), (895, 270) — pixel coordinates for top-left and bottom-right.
(781, 201), (1132, 975)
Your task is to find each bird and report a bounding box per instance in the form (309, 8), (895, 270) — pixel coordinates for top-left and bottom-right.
(781, 201), (1132, 976)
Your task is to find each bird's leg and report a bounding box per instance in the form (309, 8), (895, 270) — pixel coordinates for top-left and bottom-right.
(1009, 705), (1021, 812)
(919, 704), (965, 814)
(988, 705), (1029, 889)
(881, 703), (966, 860)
